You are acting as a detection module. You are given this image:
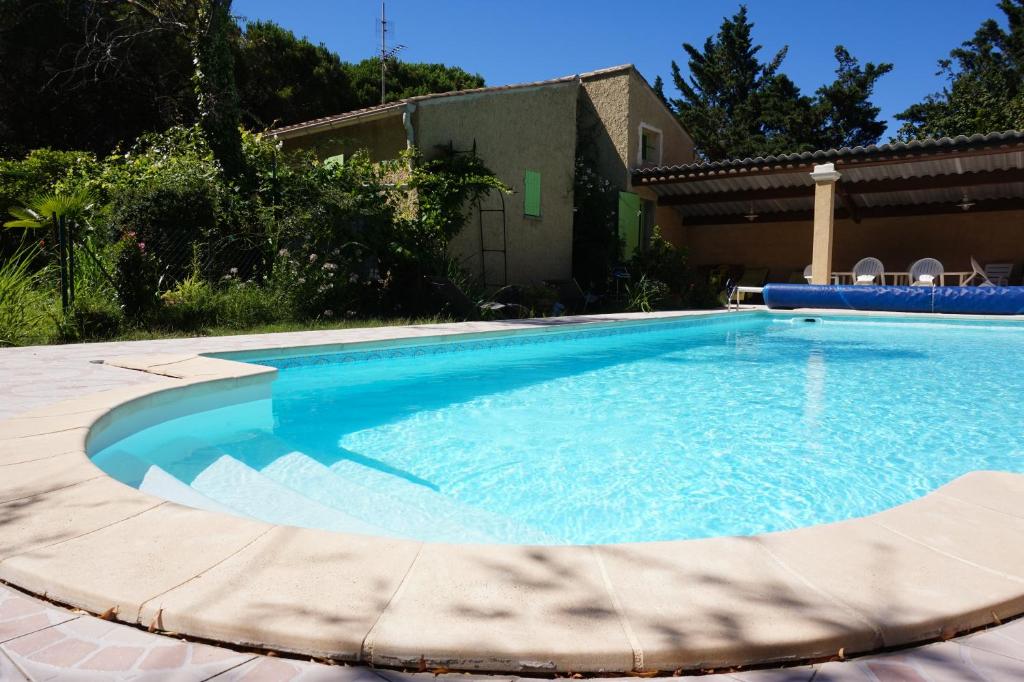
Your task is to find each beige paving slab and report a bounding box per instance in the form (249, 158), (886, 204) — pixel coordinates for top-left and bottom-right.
(137, 525), (422, 661)
(0, 477), (161, 561)
(0, 429), (89, 465)
(935, 470), (1024, 519)
(593, 537), (879, 671)
(0, 452), (103, 504)
(363, 543), (635, 673)
(756, 514), (1024, 648)
(870, 492), (1024, 582)
(0, 502), (271, 623)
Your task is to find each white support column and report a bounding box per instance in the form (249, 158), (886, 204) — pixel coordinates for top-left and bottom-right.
(809, 163), (842, 285)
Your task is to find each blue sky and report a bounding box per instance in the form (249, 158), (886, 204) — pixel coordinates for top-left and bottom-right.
(234, 0), (1002, 138)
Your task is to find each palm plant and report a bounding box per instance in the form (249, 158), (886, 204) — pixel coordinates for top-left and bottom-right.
(3, 189), (95, 229)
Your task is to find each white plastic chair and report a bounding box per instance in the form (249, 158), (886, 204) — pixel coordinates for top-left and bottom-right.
(909, 258), (944, 286)
(851, 257), (885, 285)
(803, 264), (812, 283)
(963, 257), (995, 287)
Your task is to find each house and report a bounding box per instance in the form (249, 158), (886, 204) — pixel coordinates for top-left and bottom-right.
(270, 65), (696, 286)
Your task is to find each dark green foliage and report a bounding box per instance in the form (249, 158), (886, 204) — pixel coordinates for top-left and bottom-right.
(0, 0), (196, 158)
(234, 21), (356, 129)
(113, 231), (160, 321)
(344, 59), (485, 107)
(193, 0), (245, 181)
(0, 1), (483, 158)
(895, 0), (1024, 140)
(666, 5), (892, 159)
(571, 156), (620, 291)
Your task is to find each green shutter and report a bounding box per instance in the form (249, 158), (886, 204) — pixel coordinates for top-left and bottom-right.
(524, 170), (541, 216)
(618, 191), (641, 258)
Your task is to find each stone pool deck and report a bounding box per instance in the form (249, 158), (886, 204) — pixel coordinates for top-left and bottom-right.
(2, 311), (1024, 678)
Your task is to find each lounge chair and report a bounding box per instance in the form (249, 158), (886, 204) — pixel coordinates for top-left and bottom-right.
(909, 258), (944, 286)
(851, 257), (885, 285)
(733, 267), (769, 303)
(787, 268), (808, 284)
(427, 276), (528, 319)
(543, 278), (599, 314)
(985, 262), (1014, 286)
(963, 257), (996, 287)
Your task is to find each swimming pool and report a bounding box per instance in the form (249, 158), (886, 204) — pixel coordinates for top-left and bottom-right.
(90, 312), (1024, 544)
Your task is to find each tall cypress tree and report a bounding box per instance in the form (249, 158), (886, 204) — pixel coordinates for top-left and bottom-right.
(666, 5), (891, 160)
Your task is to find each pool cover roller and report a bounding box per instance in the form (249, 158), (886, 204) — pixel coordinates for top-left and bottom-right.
(762, 284), (1024, 315)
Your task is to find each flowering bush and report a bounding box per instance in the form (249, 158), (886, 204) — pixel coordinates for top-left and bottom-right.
(113, 231), (160, 320)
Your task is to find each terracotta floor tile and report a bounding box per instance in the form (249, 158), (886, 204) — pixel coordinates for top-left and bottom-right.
(28, 638), (98, 667)
(78, 644), (145, 671)
(3, 627), (65, 655)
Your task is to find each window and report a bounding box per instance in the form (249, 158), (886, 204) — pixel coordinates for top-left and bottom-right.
(638, 124), (662, 165)
(524, 170), (541, 217)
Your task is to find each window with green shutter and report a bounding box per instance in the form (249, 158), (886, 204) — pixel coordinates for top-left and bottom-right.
(523, 170), (541, 217)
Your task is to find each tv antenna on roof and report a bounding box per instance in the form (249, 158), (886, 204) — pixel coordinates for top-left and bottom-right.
(379, 1), (406, 104)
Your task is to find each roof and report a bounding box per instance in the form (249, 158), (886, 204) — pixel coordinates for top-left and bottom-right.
(633, 131), (1024, 225)
(270, 65), (639, 139)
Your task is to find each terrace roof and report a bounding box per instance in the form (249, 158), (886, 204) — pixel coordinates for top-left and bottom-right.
(632, 130), (1024, 225)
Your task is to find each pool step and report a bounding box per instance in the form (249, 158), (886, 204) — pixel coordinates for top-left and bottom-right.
(260, 452), (554, 543)
(190, 454), (389, 536)
(139, 464), (240, 516)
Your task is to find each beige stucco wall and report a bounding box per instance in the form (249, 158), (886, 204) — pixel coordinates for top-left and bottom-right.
(415, 82), (579, 285)
(579, 72), (631, 192)
(682, 209), (1024, 282)
(279, 115), (408, 163)
(626, 70), (696, 172)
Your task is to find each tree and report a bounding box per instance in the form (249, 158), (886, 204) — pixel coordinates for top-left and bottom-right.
(233, 21), (356, 129)
(192, 0), (245, 181)
(0, 3), (484, 158)
(665, 5), (891, 160)
(344, 59), (484, 108)
(894, 0), (1024, 140)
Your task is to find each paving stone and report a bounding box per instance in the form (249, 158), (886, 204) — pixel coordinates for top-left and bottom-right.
(0, 584), (78, 642)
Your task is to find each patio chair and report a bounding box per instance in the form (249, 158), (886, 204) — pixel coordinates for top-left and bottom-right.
(733, 267), (769, 303)
(851, 257), (885, 285)
(543, 278), (599, 314)
(908, 258), (944, 286)
(802, 264), (813, 283)
(963, 257), (996, 287)
(985, 262), (1014, 286)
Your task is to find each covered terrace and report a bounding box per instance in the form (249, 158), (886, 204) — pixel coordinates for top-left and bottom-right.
(634, 131), (1024, 286)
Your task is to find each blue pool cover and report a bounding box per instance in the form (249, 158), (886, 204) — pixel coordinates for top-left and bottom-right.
(763, 284), (1024, 315)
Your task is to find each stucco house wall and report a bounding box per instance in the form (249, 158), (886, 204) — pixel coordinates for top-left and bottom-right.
(279, 114), (408, 163)
(414, 81), (579, 285)
(682, 209), (1024, 283)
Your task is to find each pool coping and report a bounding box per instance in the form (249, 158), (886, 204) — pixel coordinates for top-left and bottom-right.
(2, 309), (1024, 674)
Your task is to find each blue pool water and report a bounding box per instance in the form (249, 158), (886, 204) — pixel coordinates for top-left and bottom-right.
(91, 313), (1024, 544)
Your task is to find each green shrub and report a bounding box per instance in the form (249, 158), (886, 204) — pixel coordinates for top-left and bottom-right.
(161, 272), (220, 331)
(625, 275), (669, 313)
(114, 231), (161, 321)
(216, 279), (289, 328)
(59, 286), (125, 341)
(0, 244), (56, 346)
